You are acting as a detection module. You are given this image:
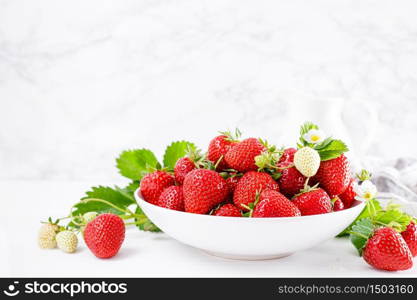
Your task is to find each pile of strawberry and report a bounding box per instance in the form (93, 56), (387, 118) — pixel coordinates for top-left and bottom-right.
(140, 123), (353, 218)
(139, 122), (417, 272)
(39, 121), (417, 272)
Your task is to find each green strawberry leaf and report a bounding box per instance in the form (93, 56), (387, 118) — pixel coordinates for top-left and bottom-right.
(338, 199), (414, 239)
(114, 185), (136, 203)
(349, 218), (375, 256)
(116, 149), (160, 180)
(318, 150), (345, 161)
(313, 137), (333, 150)
(135, 206), (161, 232)
(337, 199), (382, 236)
(271, 172), (282, 180)
(374, 203), (413, 232)
(163, 141), (196, 170)
(72, 186), (136, 217)
(124, 181), (140, 194)
(316, 139), (349, 161)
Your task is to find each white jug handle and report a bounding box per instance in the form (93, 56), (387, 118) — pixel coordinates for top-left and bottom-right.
(346, 99), (378, 154)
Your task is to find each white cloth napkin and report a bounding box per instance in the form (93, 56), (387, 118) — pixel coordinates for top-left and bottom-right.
(363, 156), (417, 216)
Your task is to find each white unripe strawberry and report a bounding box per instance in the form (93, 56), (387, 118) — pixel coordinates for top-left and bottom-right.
(294, 147), (320, 177)
(38, 224), (59, 249)
(56, 231), (78, 253)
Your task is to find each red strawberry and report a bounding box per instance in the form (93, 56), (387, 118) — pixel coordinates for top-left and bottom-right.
(278, 147), (297, 163)
(332, 196), (344, 211)
(314, 154), (350, 197)
(226, 175), (240, 194)
(401, 221), (417, 257)
(183, 169), (228, 214)
(213, 203), (242, 217)
(207, 135), (237, 170)
(277, 161), (306, 198)
(140, 171), (175, 205)
(84, 213), (125, 259)
(363, 227), (413, 271)
(292, 188), (332, 216)
(233, 171), (279, 210)
(224, 138), (266, 172)
(338, 178), (356, 209)
(253, 190), (301, 218)
(157, 186), (185, 211)
(174, 157), (195, 185)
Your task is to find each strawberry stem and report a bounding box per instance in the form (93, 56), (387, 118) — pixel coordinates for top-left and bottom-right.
(347, 231), (369, 240)
(241, 190), (262, 217)
(240, 204), (251, 210)
(125, 218), (149, 226)
(68, 198), (149, 228)
(304, 177), (310, 188)
(214, 155), (223, 170)
(366, 198), (378, 218)
(78, 198), (134, 215)
(70, 216), (85, 227)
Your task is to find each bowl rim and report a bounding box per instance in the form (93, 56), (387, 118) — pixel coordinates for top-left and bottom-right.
(134, 188), (366, 221)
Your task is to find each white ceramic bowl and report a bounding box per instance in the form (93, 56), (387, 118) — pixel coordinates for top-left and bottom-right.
(135, 189), (365, 260)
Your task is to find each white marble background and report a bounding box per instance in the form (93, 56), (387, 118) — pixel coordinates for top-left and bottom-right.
(1, 0), (417, 181)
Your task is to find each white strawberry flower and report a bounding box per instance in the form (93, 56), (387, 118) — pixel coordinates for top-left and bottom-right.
(353, 180), (377, 202)
(303, 129), (325, 144)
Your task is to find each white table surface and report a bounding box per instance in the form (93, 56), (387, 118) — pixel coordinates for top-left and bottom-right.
(1, 180), (416, 278)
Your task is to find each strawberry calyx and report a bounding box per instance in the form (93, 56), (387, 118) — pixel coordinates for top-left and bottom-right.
(293, 178), (319, 197)
(40, 217), (80, 243)
(219, 170), (243, 180)
(356, 169), (372, 183)
(331, 196), (345, 211)
(349, 218), (376, 255)
(254, 153), (282, 180)
(41, 216), (60, 226)
(188, 149), (224, 171)
(258, 139), (284, 156)
(219, 128), (242, 143)
(255, 140), (284, 179)
(202, 157), (222, 171)
(145, 165), (171, 174)
(183, 145), (206, 168)
(241, 190), (262, 217)
(40, 217), (67, 233)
